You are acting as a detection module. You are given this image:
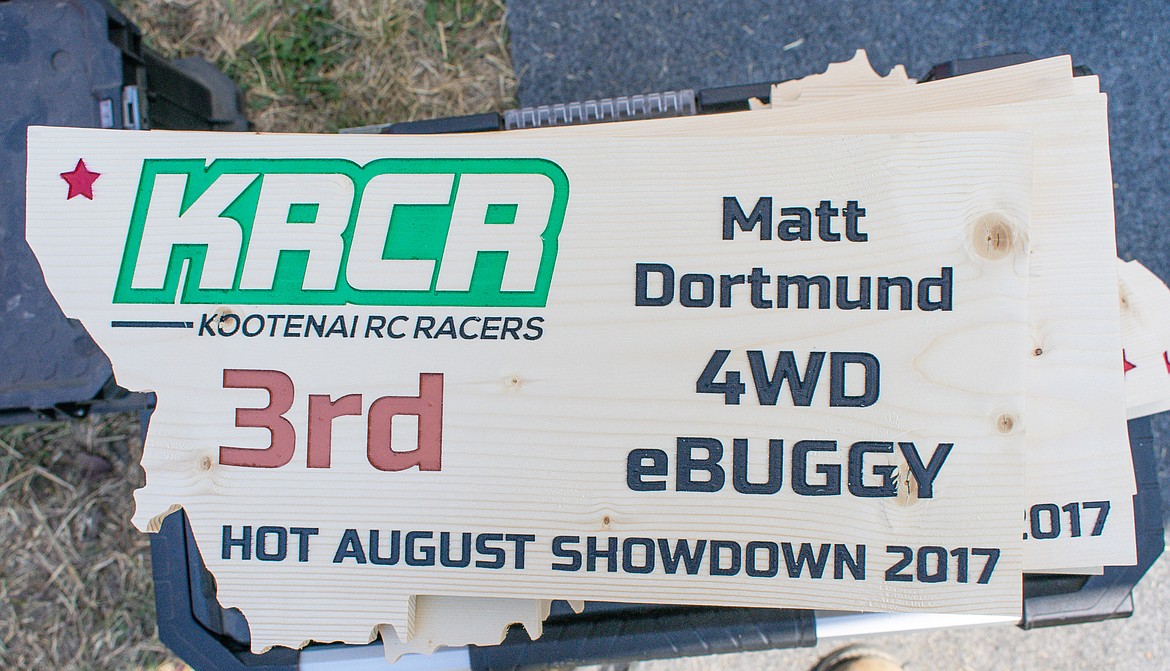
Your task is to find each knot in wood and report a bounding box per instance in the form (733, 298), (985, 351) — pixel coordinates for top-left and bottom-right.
(996, 414), (1016, 435)
(971, 214), (1014, 260)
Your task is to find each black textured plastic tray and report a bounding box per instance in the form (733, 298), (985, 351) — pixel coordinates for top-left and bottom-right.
(0, 0), (125, 422)
(0, 0), (248, 425)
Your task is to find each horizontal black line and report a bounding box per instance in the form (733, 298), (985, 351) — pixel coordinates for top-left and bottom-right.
(110, 320), (194, 329)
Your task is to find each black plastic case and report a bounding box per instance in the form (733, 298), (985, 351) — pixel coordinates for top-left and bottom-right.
(0, 0), (247, 425)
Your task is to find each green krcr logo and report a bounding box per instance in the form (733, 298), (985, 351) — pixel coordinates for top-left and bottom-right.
(113, 158), (569, 306)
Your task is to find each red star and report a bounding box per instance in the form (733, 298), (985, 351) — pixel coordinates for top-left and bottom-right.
(1123, 350), (1135, 373)
(60, 159), (100, 200)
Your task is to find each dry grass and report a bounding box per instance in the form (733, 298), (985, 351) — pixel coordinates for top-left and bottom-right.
(0, 414), (173, 670)
(3, 2), (514, 669)
(118, 0), (517, 132)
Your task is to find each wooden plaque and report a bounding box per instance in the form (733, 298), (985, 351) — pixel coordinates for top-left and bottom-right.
(27, 126), (1031, 650)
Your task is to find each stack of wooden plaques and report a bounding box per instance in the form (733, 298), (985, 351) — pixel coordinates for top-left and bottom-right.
(24, 52), (1168, 662)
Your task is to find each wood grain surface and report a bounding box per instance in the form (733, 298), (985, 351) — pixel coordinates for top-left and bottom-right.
(28, 126), (1032, 650)
(509, 55), (1134, 572)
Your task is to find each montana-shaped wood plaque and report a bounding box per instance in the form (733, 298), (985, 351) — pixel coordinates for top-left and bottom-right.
(27, 126), (1032, 650)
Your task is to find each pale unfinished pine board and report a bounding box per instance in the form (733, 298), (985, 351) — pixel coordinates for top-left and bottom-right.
(1119, 259), (1170, 418)
(401, 56), (1080, 639)
(1119, 260), (1170, 350)
(28, 127), (1031, 651)
(378, 597), (550, 659)
(775, 100), (1134, 571)
(767, 49), (915, 106)
(511, 60), (1135, 571)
